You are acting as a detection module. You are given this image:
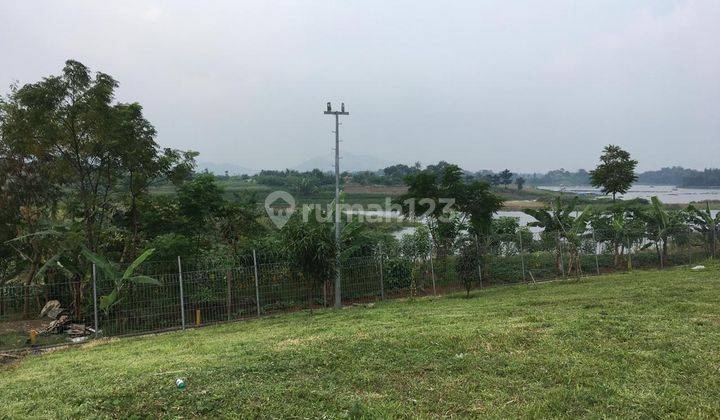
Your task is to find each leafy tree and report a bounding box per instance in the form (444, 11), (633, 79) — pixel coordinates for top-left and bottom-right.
(399, 225), (431, 262)
(401, 164), (502, 259)
(112, 102), (162, 259)
(146, 233), (196, 262)
(177, 173), (225, 229)
(1, 80), (65, 300)
(160, 148), (198, 186)
(456, 237), (482, 297)
(489, 216), (532, 256)
(382, 163), (420, 184)
(213, 202), (267, 255)
(516, 176), (526, 191)
(400, 170), (446, 253)
(589, 145), (638, 201)
(455, 180), (504, 237)
(499, 169), (513, 188)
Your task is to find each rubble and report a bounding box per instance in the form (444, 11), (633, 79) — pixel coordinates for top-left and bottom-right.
(36, 300), (92, 337)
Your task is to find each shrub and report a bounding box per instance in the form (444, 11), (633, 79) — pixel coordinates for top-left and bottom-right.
(383, 258), (413, 289)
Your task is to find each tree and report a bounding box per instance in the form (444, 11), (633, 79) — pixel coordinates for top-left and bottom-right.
(589, 145), (638, 202)
(113, 102), (161, 260)
(177, 173), (225, 230)
(401, 164), (503, 260)
(400, 169), (447, 256)
(516, 176), (526, 191)
(499, 169), (513, 188)
(1, 60), (196, 257)
(399, 225), (431, 262)
(455, 181), (504, 237)
(1, 87), (65, 315)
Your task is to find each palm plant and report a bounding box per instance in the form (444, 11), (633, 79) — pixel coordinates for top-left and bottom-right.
(609, 213), (646, 271)
(642, 197), (687, 267)
(687, 202), (719, 259)
(524, 195), (578, 274)
(282, 207), (371, 307)
(592, 205), (646, 270)
(557, 206), (592, 279)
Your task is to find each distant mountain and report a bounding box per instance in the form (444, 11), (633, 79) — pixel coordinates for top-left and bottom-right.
(197, 161), (258, 176)
(293, 153), (392, 173)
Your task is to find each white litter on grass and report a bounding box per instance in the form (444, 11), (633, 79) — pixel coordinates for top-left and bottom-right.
(691, 265), (706, 271)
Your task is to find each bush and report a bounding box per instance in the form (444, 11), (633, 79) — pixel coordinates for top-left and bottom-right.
(383, 258), (413, 289)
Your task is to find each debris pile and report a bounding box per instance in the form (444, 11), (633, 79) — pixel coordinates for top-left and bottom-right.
(38, 300), (91, 338)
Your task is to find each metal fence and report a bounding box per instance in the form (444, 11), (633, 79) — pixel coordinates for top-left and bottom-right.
(0, 228), (714, 352)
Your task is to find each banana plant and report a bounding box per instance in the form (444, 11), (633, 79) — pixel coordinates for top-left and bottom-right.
(687, 202), (719, 259)
(557, 205), (592, 279)
(610, 214), (643, 271)
(524, 195), (579, 274)
(81, 247), (160, 314)
(643, 196), (687, 267)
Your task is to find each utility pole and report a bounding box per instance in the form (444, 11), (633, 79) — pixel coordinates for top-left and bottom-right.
(324, 102), (349, 308)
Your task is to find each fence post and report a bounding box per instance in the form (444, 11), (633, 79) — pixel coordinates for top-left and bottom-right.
(429, 254), (437, 296)
(253, 249), (261, 317)
(518, 231), (527, 283)
(92, 263), (99, 339)
(687, 227), (692, 266)
(558, 232), (566, 277)
(177, 256), (186, 330)
(592, 228), (600, 276)
(474, 234), (483, 289)
(379, 253), (385, 301)
(226, 268), (233, 322)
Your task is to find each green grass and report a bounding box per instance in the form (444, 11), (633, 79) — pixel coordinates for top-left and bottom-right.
(2, 264), (719, 418)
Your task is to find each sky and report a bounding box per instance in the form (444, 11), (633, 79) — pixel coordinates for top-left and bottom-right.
(1, 0), (718, 172)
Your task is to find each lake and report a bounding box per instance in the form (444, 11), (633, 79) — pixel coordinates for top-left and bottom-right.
(538, 185), (720, 204)
(347, 208), (719, 240)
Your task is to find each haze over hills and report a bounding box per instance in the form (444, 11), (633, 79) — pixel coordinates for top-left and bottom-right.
(197, 162), (259, 176)
(200, 152), (395, 175)
(292, 152), (393, 173)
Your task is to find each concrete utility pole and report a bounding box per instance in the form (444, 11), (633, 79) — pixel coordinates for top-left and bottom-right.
(324, 102), (349, 308)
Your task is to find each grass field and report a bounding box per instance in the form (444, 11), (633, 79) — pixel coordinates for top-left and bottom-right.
(1, 264), (719, 417)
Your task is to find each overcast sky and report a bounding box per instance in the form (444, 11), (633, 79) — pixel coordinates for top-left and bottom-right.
(1, 0), (718, 172)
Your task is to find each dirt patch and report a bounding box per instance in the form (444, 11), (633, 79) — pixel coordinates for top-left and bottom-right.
(502, 200), (545, 210)
(0, 319), (48, 335)
(0, 350), (27, 366)
(344, 184), (408, 195)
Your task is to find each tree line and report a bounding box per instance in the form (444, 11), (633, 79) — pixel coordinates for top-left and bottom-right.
(523, 166), (720, 188)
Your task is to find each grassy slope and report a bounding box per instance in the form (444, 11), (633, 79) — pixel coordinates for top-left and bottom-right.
(1, 264), (719, 418)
